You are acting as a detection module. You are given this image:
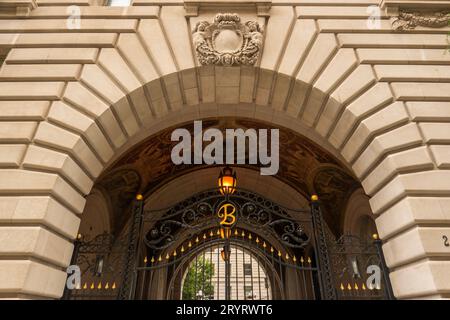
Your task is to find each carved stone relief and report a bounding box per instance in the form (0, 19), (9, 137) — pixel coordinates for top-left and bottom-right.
(391, 10), (449, 30)
(192, 13), (263, 66)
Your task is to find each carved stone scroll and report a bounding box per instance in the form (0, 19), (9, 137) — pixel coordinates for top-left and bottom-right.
(391, 10), (450, 30)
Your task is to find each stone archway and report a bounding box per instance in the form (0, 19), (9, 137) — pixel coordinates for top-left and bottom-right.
(1, 1), (450, 300)
(91, 117), (361, 240)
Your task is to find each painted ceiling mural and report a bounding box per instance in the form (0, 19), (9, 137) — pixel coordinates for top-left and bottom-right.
(96, 118), (360, 236)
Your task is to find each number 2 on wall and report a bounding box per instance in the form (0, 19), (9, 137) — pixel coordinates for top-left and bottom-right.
(443, 235), (450, 247)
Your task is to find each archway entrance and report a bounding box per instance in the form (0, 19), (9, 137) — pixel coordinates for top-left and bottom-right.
(63, 187), (393, 300)
(62, 116), (395, 300)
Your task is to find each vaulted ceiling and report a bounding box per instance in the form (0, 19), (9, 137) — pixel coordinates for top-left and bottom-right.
(94, 118), (360, 236)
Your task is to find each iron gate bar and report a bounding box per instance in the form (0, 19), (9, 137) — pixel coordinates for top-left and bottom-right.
(235, 245), (238, 298)
(242, 241), (246, 299)
(310, 196), (337, 300)
(225, 238), (231, 300)
(118, 194), (144, 300)
(374, 238), (395, 300)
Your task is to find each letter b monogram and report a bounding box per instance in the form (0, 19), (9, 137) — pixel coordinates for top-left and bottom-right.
(218, 203), (236, 226)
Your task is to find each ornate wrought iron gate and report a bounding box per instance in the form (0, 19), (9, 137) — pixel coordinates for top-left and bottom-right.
(63, 189), (394, 300)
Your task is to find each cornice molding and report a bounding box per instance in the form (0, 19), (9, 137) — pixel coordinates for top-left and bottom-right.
(381, 0), (450, 11)
(0, 0), (37, 16)
(184, 0), (272, 17)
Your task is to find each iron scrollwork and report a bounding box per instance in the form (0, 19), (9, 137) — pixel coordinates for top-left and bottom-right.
(144, 201), (214, 250)
(63, 232), (129, 300)
(143, 189), (311, 251)
(77, 233), (128, 277)
(328, 235), (393, 300)
(268, 219), (309, 249)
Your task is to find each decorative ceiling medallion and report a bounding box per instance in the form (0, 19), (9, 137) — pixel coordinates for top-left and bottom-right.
(192, 13), (263, 66)
(391, 10), (450, 30)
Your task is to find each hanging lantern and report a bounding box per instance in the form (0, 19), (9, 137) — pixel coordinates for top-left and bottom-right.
(350, 256), (361, 279)
(94, 255), (104, 277)
(218, 166), (237, 195)
(220, 246), (231, 261)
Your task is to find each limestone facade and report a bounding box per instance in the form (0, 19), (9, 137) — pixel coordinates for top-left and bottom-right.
(0, 0), (450, 299)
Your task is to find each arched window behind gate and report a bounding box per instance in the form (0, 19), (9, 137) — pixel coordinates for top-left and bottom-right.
(180, 243), (273, 300)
